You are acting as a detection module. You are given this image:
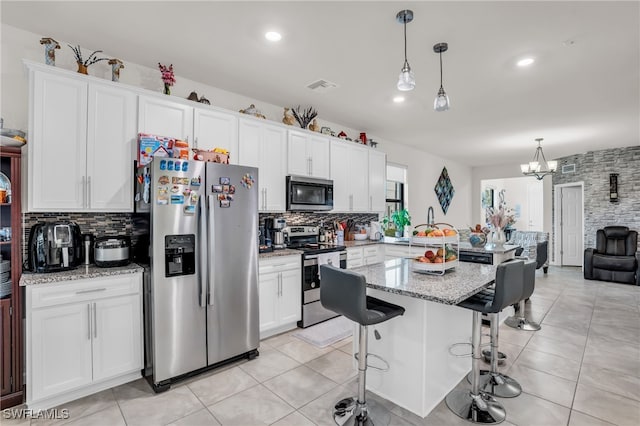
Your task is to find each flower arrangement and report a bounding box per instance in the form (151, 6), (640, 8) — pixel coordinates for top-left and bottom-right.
(486, 206), (516, 229)
(158, 63), (176, 95)
(291, 106), (318, 129)
(68, 45), (108, 74)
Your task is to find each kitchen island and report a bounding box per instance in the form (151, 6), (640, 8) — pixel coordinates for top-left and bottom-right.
(350, 258), (497, 418)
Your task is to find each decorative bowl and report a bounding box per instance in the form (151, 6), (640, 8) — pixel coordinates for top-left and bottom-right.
(354, 233), (368, 241)
(469, 232), (487, 248)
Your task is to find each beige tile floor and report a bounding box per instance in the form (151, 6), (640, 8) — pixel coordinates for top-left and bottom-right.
(5, 266), (640, 425)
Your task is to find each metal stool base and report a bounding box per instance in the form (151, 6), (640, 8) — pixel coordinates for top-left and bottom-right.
(445, 390), (506, 424)
(504, 316), (541, 331)
(480, 372), (522, 398)
(333, 398), (390, 426)
(482, 349), (506, 365)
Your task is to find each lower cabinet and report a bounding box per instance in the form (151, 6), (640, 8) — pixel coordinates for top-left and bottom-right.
(384, 244), (425, 260)
(259, 255), (301, 339)
(347, 245), (384, 268)
(26, 272), (143, 409)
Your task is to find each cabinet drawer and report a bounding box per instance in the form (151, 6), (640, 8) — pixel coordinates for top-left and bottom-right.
(29, 274), (141, 309)
(346, 248), (363, 260)
(363, 246), (380, 257)
(259, 256), (301, 274)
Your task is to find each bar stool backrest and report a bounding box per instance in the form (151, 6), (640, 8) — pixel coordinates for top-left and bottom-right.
(522, 259), (537, 300)
(490, 259), (525, 313)
(320, 264), (368, 324)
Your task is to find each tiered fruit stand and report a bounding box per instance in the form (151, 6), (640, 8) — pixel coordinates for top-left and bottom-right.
(410, 223), (459, 275)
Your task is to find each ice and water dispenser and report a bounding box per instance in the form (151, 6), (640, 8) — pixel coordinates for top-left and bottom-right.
(164, 234), (195, 277)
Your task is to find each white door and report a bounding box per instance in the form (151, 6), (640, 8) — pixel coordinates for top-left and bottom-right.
(261, 124), (287, 211)
(369, 151), (387, 212)
(258, 272), (279, 334)
(87, 83), (137, 211)
(561, 186), (583, 266)
(92, 295), (142, 381)
(350, 145), (369, 212)
(308, 135), (330, 179)
(287, 130), (310, 176)
(526, 181), (543, 231)
(279, 269), (302, 325)
(30, 71), (87, 211)
(193, 108), (238, 164)
(138, 95), (193, 142)
(330, 141), (351, 211)
(30, 303), (93, 400)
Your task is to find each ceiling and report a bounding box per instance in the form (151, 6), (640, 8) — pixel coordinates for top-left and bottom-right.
(2, 1), (639, 167)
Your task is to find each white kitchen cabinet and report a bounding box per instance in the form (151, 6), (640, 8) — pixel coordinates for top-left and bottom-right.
(27, 65), (136, 212)
(330, 140), (369, 212)
(238, 118), (287, 211)
(368, 150), (387, 212)
(346, 247), (364, 269)
(384, 244), (425, 261)
(363, 245), (384, 265)
(26, 272), (143, 410)
(258, 255), (301, 339)
(287, 130), (330, 179)
(138, 95), (193, 142)
(193, 108), (238, 164)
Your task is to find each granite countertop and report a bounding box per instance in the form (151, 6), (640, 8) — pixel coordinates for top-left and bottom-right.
(20, 263), (144, 286)
(343, 240), (382, 248)
(259, 248), (303, 259)
(458, 242), (519, 254)
(351, 258), (497, 305)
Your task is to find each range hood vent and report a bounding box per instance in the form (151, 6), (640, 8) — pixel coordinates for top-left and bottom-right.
(306, 79), (338, 93)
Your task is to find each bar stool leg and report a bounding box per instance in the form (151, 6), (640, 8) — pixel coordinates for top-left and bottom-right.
(505, 300), (541, 331)
(446, 312), (506, 424)
(480, 314), (522, 398)
(333, 325), (390, 426)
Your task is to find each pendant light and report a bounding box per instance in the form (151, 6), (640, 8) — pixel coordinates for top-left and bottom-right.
(520, 138), (558, 180)
(396, 10), (415, 91)
(433, 42), (450, 111)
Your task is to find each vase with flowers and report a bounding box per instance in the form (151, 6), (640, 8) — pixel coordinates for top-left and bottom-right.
(158, 63), (176, 95)
(485, 206), (515, 250)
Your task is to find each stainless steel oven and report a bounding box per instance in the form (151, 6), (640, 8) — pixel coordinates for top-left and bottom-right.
(286, 176), (333, 211)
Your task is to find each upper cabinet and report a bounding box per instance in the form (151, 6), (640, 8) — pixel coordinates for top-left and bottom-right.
(138, 95), (193, 143)
(193, 109), (238, 164)
(287, 130), (330, 179)
(330, 140), (368, 212)
(238, 118), (287, 211)
(28, 67), (136, 212)
(368, 150), (386, 212)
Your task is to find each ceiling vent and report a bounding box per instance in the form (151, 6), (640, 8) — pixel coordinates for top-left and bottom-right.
(306, 79), (338, 93)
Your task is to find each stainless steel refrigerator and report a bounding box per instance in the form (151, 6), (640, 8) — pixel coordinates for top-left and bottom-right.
(137, 159), (259, 391)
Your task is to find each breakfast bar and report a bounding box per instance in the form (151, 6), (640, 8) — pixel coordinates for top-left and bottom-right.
(350, 258), (497, 417)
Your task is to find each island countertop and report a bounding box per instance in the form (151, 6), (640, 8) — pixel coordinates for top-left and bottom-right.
(351, 258), (497, 305)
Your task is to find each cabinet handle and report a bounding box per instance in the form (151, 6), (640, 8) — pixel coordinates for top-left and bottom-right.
(278, 274), (282, 296)
(87, 176), (92, 208)
(350, 194), (353, 211)
(93, 302), (97, 338)
(76, 288), (106, 294)
(264, 188), (268, 210)
(87, 304), (91, 340)
(82, 176), (87, 208)
(370, 196), (372, 211)
(195, 137), (198, 149)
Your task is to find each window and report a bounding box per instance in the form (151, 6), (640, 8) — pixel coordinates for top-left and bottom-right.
(386, 163), (407, 216)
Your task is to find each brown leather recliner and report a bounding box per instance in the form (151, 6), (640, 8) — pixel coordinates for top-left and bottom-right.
(584, 226), (639, 285)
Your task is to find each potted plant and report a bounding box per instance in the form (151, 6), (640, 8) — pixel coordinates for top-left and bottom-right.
(386, 209), (411, 238)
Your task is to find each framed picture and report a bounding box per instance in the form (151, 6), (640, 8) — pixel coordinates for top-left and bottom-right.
(482, 188), (494, 209)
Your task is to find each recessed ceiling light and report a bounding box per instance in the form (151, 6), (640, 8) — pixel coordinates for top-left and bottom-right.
(517, 58), (535, 67)
(393, 96), (405, 103)
(265, 31), (282, 42)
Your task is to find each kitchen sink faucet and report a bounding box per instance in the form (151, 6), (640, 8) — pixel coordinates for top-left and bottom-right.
(427, 206), (435, 225)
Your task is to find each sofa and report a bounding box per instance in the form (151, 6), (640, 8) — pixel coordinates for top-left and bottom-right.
(508, 231), (549, 273)
(584, 226), (639, 285)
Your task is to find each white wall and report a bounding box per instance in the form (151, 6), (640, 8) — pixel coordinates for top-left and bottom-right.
(481, 177), (543, 231)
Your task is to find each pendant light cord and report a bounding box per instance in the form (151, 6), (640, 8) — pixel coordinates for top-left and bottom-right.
(439, 50), (444, 89)
(403, 18), (408, 66)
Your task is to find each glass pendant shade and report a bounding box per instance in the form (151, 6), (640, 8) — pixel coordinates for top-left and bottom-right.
(547, 160), (558, 172)
(434, 87), (450, 111)
(397, 64), (415, 91)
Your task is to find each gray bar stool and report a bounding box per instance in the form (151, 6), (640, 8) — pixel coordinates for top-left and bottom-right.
(505, 259), (540, 331)
(320, 264), (405, 426)
(446, 259), (525, 424)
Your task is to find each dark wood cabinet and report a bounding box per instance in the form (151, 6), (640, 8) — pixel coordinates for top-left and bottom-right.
(0, 146), (23, 408)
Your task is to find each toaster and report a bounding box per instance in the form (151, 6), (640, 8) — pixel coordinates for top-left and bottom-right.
(94, 236), (131, 267)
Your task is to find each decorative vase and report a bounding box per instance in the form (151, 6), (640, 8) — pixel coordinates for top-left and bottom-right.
(163, 83), (171, 95)
(485, 227), (506, 250)
(469, 232), (487, 248)
(395, 227), (404, 238)
(76, 62), (88, 74)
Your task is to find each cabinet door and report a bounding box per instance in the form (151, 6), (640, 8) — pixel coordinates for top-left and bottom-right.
(138, 95), (193, 142)
(238, 118), (261, 168)
(30, 303), (93, 401)
(258, 272), (279, 334)
(261, 125), (287, 211)
(194, 108), (238, 164)
(350, 145), (369, 212)
(330, 141), (351, 211)
(287, 130), (310, 176)
(279, 269), (301, 325)
(92, 294), (142, 381)
(346, 247), (364, 269)
(1, 298), (11, 396)
(87, 83), (137, 211)
(30, 71), (87, 211)
(308, 135), (330, 179)
(368, 150), (386, 212)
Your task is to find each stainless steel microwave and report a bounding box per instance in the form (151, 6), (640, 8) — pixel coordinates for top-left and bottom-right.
(286, 176), (333, 211)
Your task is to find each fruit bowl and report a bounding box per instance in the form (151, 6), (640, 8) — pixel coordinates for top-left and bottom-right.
(412, 258), (458, 273)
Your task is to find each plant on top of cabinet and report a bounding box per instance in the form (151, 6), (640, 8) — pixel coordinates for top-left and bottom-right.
(291, 105), (317, 129)
(39, 37), (60, 66)
(158, 63), (176, 95)
(68, 45), (108, 74)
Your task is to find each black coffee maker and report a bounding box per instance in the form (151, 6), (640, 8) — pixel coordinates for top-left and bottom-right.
(28, 221), (83, 272)
(260, 218), (273, 253)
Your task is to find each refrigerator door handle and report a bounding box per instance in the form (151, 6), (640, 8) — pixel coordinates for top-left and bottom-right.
(198, 196), (207, 307)
(207, 194), (215, 306)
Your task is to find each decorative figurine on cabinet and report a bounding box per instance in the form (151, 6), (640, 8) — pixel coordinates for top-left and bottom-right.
(40, 37), (60, 66)
(239, 104), (266, 119)
(282, 107), (296, 125)
(308, 118), (321, 132)
(108, 59), (124, 82)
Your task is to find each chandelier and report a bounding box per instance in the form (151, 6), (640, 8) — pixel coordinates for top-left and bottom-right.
(520, 138), (557, 180)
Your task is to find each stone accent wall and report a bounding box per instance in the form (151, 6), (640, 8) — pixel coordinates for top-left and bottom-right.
(551, 146), (640, 260)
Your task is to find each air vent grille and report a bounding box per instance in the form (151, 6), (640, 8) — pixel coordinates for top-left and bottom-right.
(562, 164), (576, 174)
(306, 79), (338, 93)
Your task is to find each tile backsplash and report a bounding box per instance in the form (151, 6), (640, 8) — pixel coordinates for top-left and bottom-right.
(259, 212), (379, 228)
